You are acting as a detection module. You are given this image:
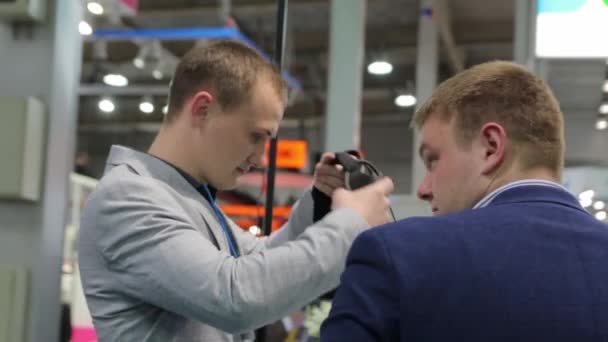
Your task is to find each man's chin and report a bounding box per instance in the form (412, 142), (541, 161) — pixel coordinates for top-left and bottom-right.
(214, 179), (238, 191)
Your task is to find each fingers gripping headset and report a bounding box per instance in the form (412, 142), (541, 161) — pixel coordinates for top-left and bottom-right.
(331, 152), (397, 222)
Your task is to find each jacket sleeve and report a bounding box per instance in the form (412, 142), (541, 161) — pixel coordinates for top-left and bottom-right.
(231, 188), (318, 254)
(84, 171), (368, 334)
(321, 230), (400, 342)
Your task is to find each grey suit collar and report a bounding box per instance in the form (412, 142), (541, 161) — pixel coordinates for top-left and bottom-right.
(105, 145), (201, 200)
(104, 145), (229, 251)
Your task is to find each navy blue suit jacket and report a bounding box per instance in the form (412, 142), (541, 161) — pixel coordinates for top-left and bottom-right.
(321, 185), (608, 341)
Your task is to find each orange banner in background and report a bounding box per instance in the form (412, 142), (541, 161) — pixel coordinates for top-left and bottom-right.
(220, 205), (292, 232)
(263, 140), (308, 170)
(220, 205), (291, 218)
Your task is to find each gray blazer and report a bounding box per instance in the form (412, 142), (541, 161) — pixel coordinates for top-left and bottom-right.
(78, 145), (368, 342)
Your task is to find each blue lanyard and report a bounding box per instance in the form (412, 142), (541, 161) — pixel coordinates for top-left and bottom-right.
(200, 185), (239, 257)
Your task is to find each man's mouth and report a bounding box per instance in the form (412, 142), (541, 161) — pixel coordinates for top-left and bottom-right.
(236, 166), (251, 174)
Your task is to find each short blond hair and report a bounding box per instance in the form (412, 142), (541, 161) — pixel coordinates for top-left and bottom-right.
(412, 61), (564, 176)
(167, 40), (286, 122)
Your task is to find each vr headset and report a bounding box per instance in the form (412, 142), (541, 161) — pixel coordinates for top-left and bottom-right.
(332, 151), (396, 221)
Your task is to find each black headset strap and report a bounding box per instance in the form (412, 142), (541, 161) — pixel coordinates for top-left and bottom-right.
(334, 152), (361, 173)
(358, 159), (383, 177)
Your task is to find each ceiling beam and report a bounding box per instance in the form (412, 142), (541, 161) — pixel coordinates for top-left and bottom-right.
(139, 0), (327, 12)
(433, 0), (465, 73)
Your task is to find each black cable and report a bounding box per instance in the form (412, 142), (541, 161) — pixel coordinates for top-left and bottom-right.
(389, 206), (397, 222)
(345, 159), (397, 222)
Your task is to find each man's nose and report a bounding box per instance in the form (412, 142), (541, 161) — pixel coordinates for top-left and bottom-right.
(417, 174), (433, 202)
(250, 148), (265, 168)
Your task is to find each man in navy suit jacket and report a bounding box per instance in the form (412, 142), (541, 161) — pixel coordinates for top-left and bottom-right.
(321, 61), (608, 341)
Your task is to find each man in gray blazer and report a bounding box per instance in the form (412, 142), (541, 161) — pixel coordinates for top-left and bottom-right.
(78, 40), (394, 342)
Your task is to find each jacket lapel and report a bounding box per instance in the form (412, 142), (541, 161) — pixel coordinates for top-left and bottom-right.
(104, 145), (230, 253)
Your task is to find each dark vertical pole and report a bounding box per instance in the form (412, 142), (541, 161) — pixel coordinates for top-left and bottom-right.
(257, 2), (288, 341)
(262, 0), (288, 237)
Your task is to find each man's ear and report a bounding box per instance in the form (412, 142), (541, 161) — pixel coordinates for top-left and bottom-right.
(187, 91), (214, 126)
(478, 122), (508, 175)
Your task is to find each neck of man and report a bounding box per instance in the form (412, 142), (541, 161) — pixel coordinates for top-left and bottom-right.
(148, 120), (209, 184)
(485, 161), (560, 196)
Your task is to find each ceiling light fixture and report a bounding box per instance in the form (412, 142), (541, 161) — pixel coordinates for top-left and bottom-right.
(79, 21), (93, 36)
(593, 201), (605, 210)
(87, 2), (104, 15)
(98, 98), (115, 113)
(139, 96), (155, 114)
(367, 60), (393, 75)
(596, 117), (608, 130)
(579, 189), (595, 201)
(394, 94), (417, 107)
(103, 73), (128, 87)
